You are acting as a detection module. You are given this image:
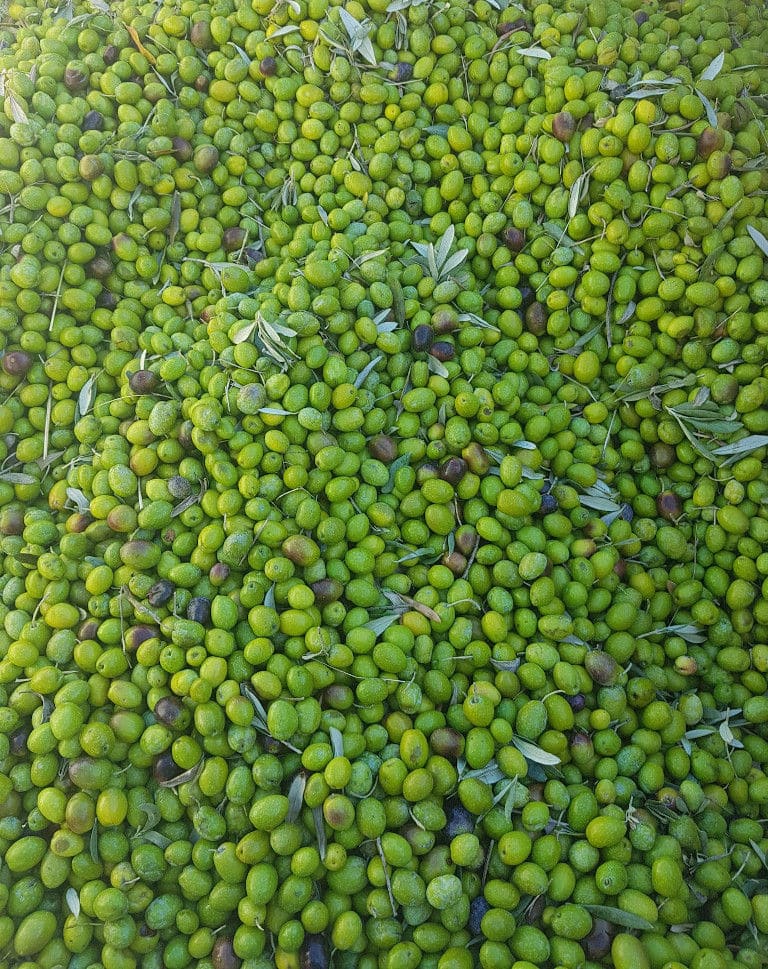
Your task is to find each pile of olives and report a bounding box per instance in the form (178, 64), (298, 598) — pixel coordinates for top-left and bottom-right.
(0, 0), (767, 967)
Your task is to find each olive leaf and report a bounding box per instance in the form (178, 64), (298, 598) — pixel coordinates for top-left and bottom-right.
(711, 434), (768, 465)
(491, 658), (522, 672)
(0, 472), (36, 485)
(158, 759), (204, 788)
(382, 453), (410, 494)
(338, 8), (378, 66)
(568, 168), (593, 219)
(695, 88), (718, 127)
(458, 312), (500, 330)
(584, 905), (655, 932)
(511, 736), (561, 766)
(700, 51), (725, 81)
(168, 191), (180, 246)
(66, 487), (90, 513)
(427, 355), (449, 378)
(135, 801), (161, 834)
(228, 42), (252, 65)
(625, 87), (672, 98)
(410, 225), (469, 283)
(66, 887), (81, 917)
(747, 224), (768, 258)
(516, 46), (551, 60)
(354, 354), (383, 389)
(329, 726), (345, 759)
(258, 407), (295, 416)
(312, 806), (327, 861)
(6, 90), (28, 125)
(287, 773), (306, 822)
(90, 820), (99, 862)
(363, 613), (400, 635)
(76, 374), (98, 419)
(264, 583), (276, 609)
(141, 830), (172, 848)
(749, 840), (768, 873)
(638, 623), (706, 643)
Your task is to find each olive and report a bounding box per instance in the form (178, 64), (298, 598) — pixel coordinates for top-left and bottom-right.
(310, 578), (343, 605)
(412, 325), (434, 351)
(223, 227), (247, 252)
(147, 580), (174, 607)
(186, 597), (211, 625)
(392, 62), (413, 82)
(584, 651), (620, 686)
(190, 21), (214, 49)
(154, 697), (190, 730)
(153, 753), (183, 784)
(552, 111), (577, 142)
(82, 110), (103, 130)
(430, 341), (455, 362)
(502, 227), (526, 251)
(648, 442), (676, 468)
(525, 302), (548, 335)
(260, 57), (277, 76)
(369, 434), (398, 462)
(1, 351), (32, 376)
(301, 935), (328, 969)
(212, 936), (241, 969)
(64, 65), (86, 90)
(444, 802), (474, 839)
(103, 44), (118, 64)
(439, 456), (467, 484)
(172, 136), (193, 162)
(468, 896), (490, 935)
(128, 370), (159, 394)
(89, 254), (113, 278)
(656, 491), (683, 520)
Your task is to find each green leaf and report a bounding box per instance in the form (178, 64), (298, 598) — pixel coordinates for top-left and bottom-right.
(511, 736), (561, 766)
(584, 905), (655, 931)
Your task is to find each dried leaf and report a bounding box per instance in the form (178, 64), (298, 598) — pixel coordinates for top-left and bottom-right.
(287, 773), (306, 821)
(511, 736), (562, 765)
(66, 887), (81, 916)
(126, 24), (157, 65)
(584, 905), (655, 932)
(700, 51), (725, 81)
(398, 595), (441, 623)
(747, 223), (768, 257)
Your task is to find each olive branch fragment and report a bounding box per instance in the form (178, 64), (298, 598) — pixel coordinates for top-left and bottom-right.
(232, 313), (298, 368)
(410, 225), (469, 284)
(241, 683), (301, 752)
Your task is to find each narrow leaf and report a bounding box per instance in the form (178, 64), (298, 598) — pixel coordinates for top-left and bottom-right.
(257, 407), (295, 416)
(264, 584), (276, 610)
(747, 223), (768, 257)
(232, 320), (258, 345)
(427, 355), (449, 378)
(584, 906), (655, 932)
(435, 224), (455, 269)
(287, 773), (306, 821)
(313, 805), (327, 860)
(229, 42), (252, 66)
(695, 88), (719, 127)
(168, 191), (180, 246)
(364, 613), (401, 635)
(126, 24), (157, 64)
(329, 726), (345, 759)
(700, 51), (725, 81)
(440, 249), (470, 276)
(511, 736), (562, 765)
(517, 46), (551, 60)
(382, 453), (409, 494)
(90, 820), (99, 862)
(354, 354), (383, 389)
(626, 87), (671, 98)
(141, 830), (172, 848)
(158, 759), (204, 788)
(77, 375), (97, 417)
(0, 472), (36, 485)
(7, 91), (28, 124)
(66, 887), (80, 916)
(569, 170), (591, 219)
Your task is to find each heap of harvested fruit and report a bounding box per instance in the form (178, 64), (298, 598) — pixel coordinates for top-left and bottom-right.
(0, 0), (767, 967)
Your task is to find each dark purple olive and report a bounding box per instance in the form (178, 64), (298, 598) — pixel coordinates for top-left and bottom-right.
(128, 369), (159, 394)
(496, 17), (528, 36)
(445, 802), (474, 838)
(187, 597), (211, 625)
(455, 526), (478, 557)
(301, 934), (328, 969)
(212, 936), (241, 969)
(223, 227), (247, 252)
(648, 441), (676, 469)
(412, 324), (433, 352)
(0, 507), (24, 535)
(78, 619), (100, 642)
(178, 421), (195, 448)
(168, 475), (192, 499)
(462, 442), (489, 475)
(657, 491), (683, 520)
(524, 893), (547, 924)
(153, 753), (183, 784)
(147, 579), (174, 607)
(416, 462), (439, 485)
(97, 291), (117, 310)
(259, 56), (277, 76)
(103, 45), (118, 65)
(552, 111), (577, 142)
(88, 254), (113, 279)
(171, 136), (193, 162)
(586, 920), (614, 960)
(429, 727), (464, 761)
(1, 351), (32, 377)
(502, 227), (525, 251)
(244, 246), (264, 264)
(64, 66), (86, 90)
(194, 75), (209, 93)
(568, 694), (586, 712)
(369, 434), (397, 463)
(83, 110), (104, 131)
(634, 10), (649, 24)
(525, 302), (548, 335)
(541, 494), (558, 514)
(517, 283), (535, 309)
(439, 457), (467, 485)
(310, 578), (343, 605)
(125, 625), (156, 652)
(209, 563), (230, 585)
(469, 896), (490, 935)
(9, 728), (29, 757)
(430, 341), (455, 362)
(432, 308), (458, 333)
(154, 696), (191, 731)
(392, 61), (413, 83)
(584, 650), (620, 686)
